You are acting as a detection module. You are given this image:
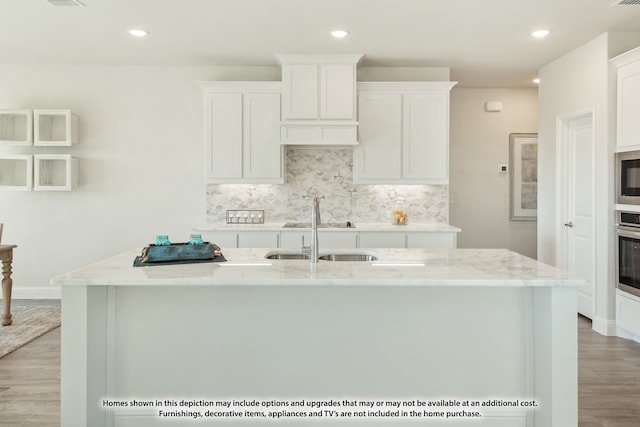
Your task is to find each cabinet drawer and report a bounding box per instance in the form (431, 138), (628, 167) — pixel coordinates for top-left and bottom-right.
(359, 232), (406, 248)
(238, 232), (279, 248)
(280, 231), (309, 249)
(280, 231), (358, 249)
(280, 124), (358, 145)
(617, 291), (640, 338)
(200, 232), (238, 249)
(319, 232), (357, 248)
(407, 233), (457, 248)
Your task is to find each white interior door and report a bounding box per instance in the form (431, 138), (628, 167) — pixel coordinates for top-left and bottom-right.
(557, 109), (596, 318)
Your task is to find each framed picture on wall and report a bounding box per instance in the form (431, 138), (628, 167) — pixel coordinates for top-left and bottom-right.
(510, 133), (538, 221)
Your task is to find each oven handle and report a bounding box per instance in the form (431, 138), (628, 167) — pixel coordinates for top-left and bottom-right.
(617, 225), (640, 238)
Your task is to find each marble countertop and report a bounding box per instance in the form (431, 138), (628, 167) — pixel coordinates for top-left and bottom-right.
(52, 247), (586, 288)
(194, 222), (461, 232)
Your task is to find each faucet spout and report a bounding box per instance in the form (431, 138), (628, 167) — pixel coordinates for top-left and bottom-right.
(311, 195), (320, 263)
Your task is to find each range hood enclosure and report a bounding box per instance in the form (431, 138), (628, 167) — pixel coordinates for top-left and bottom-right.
(277, 54), (363, 146)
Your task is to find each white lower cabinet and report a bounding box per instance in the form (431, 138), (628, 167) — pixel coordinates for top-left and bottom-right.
(280, 231), (358, 249)
(359, 232), (406, 248)
(201, 229), (457, 251)
(237, 232), (279, 248)
(201, 232), (238, 249)
(407, 232), (457, 248)
(320, 232), (358, 248)
(280, 231), (307, 249)
(617, 290), (640, 342)
(203, 232), (279, 249)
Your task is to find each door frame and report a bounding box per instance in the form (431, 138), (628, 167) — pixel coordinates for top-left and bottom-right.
(555, 107), (597, 317)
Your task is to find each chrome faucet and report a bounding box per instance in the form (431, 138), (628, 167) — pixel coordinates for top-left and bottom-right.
(311, 195), (320, 263)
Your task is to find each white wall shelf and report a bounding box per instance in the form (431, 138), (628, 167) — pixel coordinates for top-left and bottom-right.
(0, 110), (33, 146)
(33, 154), (78, 191)
(0, 154), (33, 190)
(34, 109), (79, 146)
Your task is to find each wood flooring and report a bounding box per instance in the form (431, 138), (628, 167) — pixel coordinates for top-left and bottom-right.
(0, 305), (639, 426)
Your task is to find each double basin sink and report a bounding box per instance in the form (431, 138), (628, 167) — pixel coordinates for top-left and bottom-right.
(265, 250), (377, 262)
(274, 221), (372, 261)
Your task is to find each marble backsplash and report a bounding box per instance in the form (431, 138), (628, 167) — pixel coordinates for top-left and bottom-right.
(206, 147), (449, 224)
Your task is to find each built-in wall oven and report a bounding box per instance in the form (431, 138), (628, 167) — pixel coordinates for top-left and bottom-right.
(617, 211), (640, 298)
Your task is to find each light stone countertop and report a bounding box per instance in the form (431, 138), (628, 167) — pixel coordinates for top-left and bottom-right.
(52, 247), (586, 288)
(194, 222), (462, 232)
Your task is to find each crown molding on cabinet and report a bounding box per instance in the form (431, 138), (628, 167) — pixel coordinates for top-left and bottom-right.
(357, 81), (458, 92)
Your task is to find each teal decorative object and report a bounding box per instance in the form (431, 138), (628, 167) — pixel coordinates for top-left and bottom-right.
(155, 235), (171, 246)
(188, 234), (204, 245)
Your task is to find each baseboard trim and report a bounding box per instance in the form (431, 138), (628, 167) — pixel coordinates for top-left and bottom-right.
(592, 316), (617, 336)
(9, 286), (61, 300)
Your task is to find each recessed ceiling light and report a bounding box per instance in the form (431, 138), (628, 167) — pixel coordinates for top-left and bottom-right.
(331, 30), (349, 39)
(533, 78), (540, 84)
(531, 29), (550, 38)
(128, 29), (148, 37)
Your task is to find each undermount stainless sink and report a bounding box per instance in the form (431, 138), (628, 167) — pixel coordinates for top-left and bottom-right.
(264, 252), (310, 260)
(283, 222), (355, 229)
(264, 250), (377, 261)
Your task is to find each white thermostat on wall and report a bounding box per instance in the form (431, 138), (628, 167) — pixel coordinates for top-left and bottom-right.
(485, 101), (503, 112)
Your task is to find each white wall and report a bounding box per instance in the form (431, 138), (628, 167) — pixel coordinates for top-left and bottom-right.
(537, 32), (640, 334)
(449, 88), (538, 258)
(0, 65), (279, 298)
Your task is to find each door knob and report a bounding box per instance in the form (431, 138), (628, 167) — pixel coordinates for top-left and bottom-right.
(564, 222), (574, 228)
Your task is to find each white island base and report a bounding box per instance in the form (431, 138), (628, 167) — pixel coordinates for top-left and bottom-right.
(56, 249), (584, 427)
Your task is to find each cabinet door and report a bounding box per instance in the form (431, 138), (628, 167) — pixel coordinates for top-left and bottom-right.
(280, 231), (309, 249)
(204, 93), (242, 180)
(359, 232), (406, 248)
(318, 231), (358, 248)
(282, 64), (318, 120)
(243, 93), (283, 180)
(403, 93), (448, 182)
(320, 64), (356, 120)
(617, 60), (640, 149)
(407, 233), (457, 248)
(238, 232), (279, 248)
(354, 93), (402, 183)
(200, 232), (238, 249)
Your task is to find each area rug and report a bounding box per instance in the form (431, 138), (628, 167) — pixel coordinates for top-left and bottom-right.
(0, 304), (61, 358)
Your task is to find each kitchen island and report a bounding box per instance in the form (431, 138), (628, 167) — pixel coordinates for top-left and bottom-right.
(53, 248), (586, 427)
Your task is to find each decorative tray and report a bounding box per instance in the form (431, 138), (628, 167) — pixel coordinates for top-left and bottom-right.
(133, 242), (225, 267)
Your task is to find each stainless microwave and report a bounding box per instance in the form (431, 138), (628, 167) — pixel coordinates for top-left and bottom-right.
(617, 150), (640, 205)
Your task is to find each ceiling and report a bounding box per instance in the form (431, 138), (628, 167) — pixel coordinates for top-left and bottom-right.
(2, 0), (640, 87)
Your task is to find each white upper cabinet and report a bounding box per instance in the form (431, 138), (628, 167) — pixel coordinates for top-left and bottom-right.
(200, 82), (283, 184)
(319, 64), (356, 119)
(281, 64), (319, 120)
(355, 92), (403, 180)
(612, 46), (640, 151)
(277, 54), (363, 145)
(354, 82), (456, 184)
